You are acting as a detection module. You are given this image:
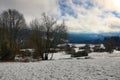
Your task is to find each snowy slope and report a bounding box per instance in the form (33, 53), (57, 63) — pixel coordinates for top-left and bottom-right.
(0, 56), (120, 80)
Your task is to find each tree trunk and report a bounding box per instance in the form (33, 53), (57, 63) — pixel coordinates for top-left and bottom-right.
(50, 53), (54, 60)
(44, 53), (48, 60)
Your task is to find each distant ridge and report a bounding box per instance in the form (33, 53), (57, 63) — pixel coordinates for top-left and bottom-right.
(68, 32), (120, 44)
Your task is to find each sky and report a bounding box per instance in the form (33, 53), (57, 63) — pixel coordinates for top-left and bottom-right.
(0, 0), (120, 33)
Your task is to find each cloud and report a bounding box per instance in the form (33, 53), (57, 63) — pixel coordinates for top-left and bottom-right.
(0, 0), (61, 24)
(0, 0), (120, 33)
(58, 0), (120, 33)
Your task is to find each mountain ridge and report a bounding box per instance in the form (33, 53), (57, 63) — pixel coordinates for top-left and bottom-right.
(68, 32), (120, 44)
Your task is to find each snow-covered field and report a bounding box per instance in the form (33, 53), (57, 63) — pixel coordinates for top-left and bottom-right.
(0, 52), (120, 80)
(0, 44), (120, 80)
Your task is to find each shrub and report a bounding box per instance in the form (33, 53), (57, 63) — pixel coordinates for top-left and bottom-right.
(116, 47), (120, 51)
(18, 50), (31, 58)
(71, 50), (88, 57)
(79, 44), (90, 50)
(104, 37), (115, 53)
(65, 45), (76, 54)
(93, 45), (106, 52)
(0, 48), (15, 60)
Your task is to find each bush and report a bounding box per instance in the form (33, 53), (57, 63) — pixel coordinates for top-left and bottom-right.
(93, 45), (106, 52)
(0, 42), (15, 60)
(79, 44), (90, 50)
(115, 47), (120, 51)
(0, 48), (15, 60)
(65, 45), (76, 54)
(71, 50), (88, 57)
(18, 50), (31, 58)
(104, 37), (115, 53)
(32, 52), (40, 59)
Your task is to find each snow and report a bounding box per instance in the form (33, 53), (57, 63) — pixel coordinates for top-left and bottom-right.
(20, 49), (35, 53)
(70, 44), (85, 47)
(0, 51), (120, 80)
(48, 52), (71, 60)
(100, 44), (105, 49)
(89, 50), (120, 59)
(0, 44), (120, 80)
(0, 56), (120, 80)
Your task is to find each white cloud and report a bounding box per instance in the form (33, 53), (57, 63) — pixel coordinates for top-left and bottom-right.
(0, 0), (61, 24)
(0, 0), (120, 33)
(58, 0), (120, 33)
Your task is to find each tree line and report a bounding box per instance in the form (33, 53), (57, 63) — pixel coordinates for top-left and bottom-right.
(0, 9), (68, 61)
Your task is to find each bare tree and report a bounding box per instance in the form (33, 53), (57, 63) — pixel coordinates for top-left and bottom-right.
(54, 20), (67, 44)
(30, 13), (68, 60)
(30, 19), (45, 59)
(0, 9), (26, 60)
(50, 21), (68, 60)
(41, 13), (57, 60)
